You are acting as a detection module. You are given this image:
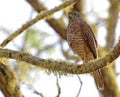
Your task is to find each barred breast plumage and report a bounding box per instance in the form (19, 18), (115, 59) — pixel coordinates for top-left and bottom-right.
(67, 20), (85, 59)
(67, 19), (94, 61)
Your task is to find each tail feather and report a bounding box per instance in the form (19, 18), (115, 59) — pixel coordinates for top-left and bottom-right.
(93, 69), (104, 91)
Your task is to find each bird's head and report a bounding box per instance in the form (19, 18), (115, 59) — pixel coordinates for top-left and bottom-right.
(68, 10), (82, 21)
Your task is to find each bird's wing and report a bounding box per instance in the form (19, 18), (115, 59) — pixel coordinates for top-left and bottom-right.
(79, 20), (97, 58)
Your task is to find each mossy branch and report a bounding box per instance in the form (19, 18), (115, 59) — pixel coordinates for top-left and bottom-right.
(0, 38), (120, 74)
(0, 0), (76, 47)
(0, 62), (22, 97)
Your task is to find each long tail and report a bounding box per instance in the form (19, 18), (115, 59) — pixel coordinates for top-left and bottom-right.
(93, 69), (104, 91)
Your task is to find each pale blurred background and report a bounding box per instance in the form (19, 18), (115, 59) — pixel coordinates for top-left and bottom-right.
(0, 0), (120, 97)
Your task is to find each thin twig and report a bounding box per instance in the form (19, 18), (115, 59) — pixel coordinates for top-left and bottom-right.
(56, 76), (61, 97)
(22, 82), (44, 97)
(76, 75), (82, 97)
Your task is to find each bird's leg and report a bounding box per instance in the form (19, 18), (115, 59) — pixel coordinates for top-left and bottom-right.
(78, 46), (88, 67)
(78, 50), (87, 67)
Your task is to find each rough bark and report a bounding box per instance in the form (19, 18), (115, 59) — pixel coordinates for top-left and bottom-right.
(0, 62), (22, 97)
(0, 38), (120, 74)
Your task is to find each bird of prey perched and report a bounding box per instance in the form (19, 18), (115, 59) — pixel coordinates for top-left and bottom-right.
(67, 10), (104, 90)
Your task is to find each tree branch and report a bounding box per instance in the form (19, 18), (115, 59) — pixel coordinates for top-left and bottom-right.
(105, 0), (119, 49)
(0, 62), (22, 97)
(0, 0), (76, 47)
(0, 38), (120, 74)
(27, 0), (67, 40)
